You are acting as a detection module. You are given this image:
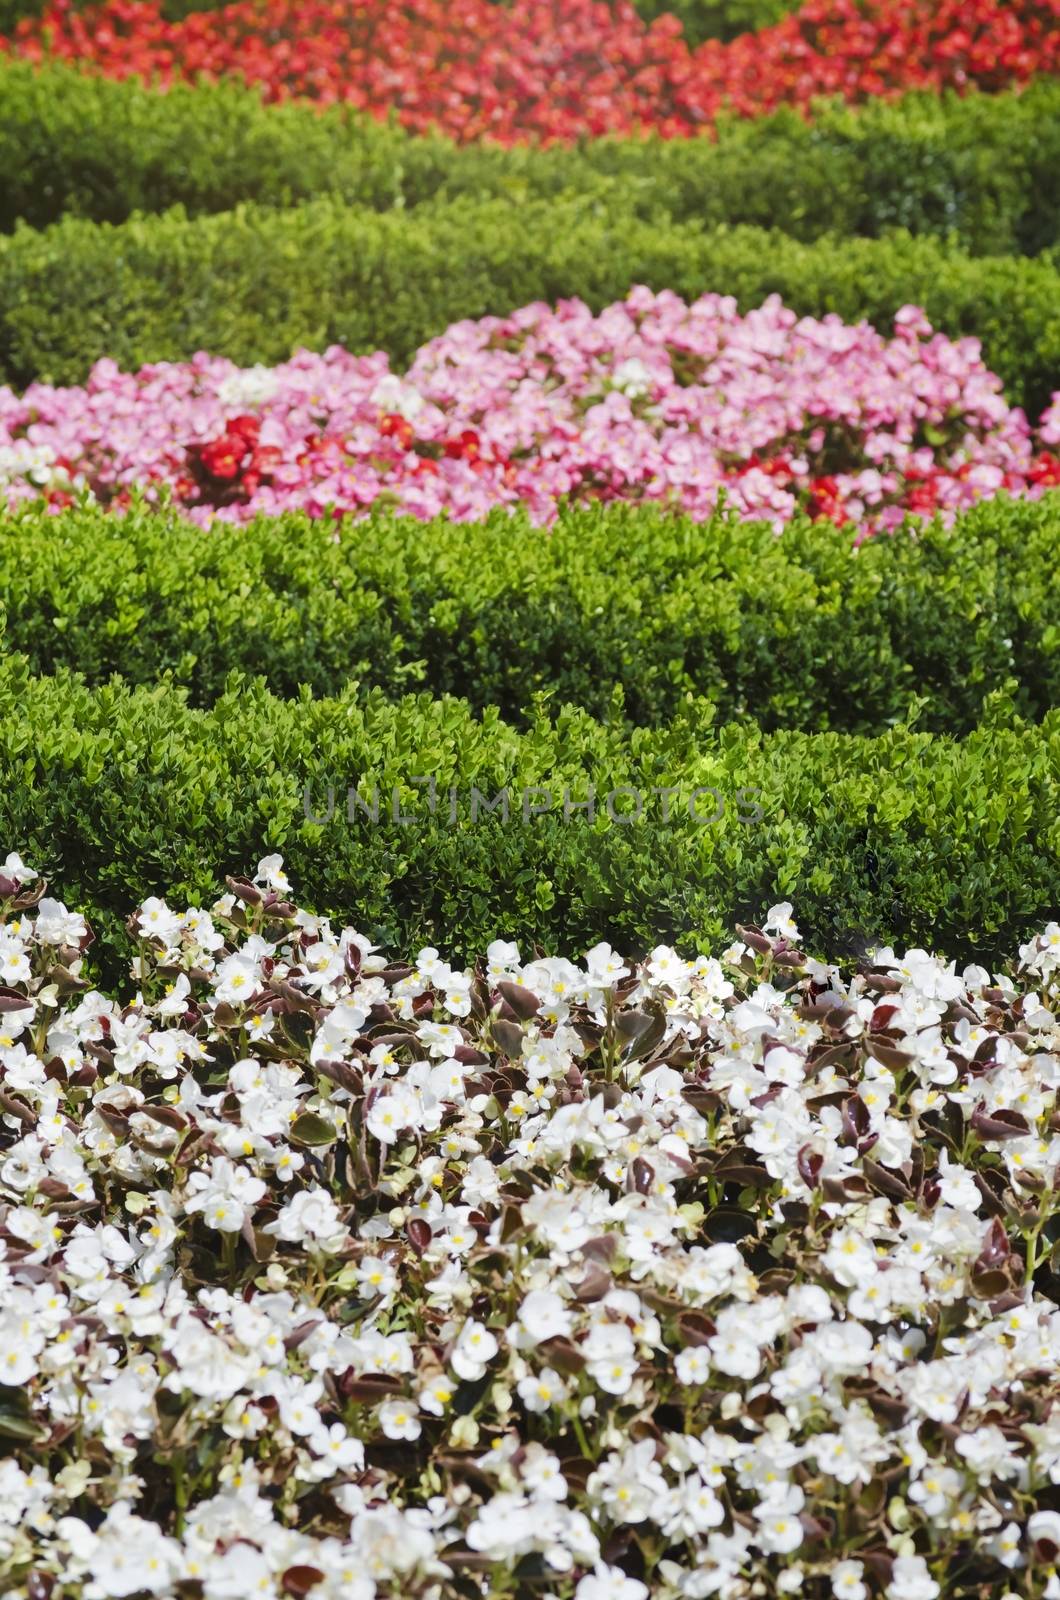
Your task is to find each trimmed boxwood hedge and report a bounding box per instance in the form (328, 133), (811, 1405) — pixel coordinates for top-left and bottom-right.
(1, 655), (1056, 978)
(2, 61), (1059, 259)
(3, 495), (1060, 734)
(630, 0), (798, 42)
(2, 198), (1060, 413)
(0, 0), (797, 35)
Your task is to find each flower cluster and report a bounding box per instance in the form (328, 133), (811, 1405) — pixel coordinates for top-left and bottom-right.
(3, 290), (1059, 533)
(6, 0), (1060, 143)
(2, 852), (1060, 1596)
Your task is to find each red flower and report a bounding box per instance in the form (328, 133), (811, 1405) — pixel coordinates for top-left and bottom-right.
(378, 412), (414, 449)
(1029, 452), (1060, 487)
(6, 0), (1058, 146)
(444, 429), (482, 461)
(188, 415), (279, 505)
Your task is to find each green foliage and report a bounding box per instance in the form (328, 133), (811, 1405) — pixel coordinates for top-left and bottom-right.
(2, 196), (1059, 414)
(4, 494), (1060, 734)
(631, 0), (799, 42)
(1, 654), (1057, 979)
(2, 60), (1060, 259)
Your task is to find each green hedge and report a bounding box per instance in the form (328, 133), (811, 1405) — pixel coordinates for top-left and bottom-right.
(1, 654), (1056, 977)
(2, 197), (1060, 413)
(631, 0), (798, 43)
(4, 495), (1060, 734)
(3, 61), (1060, 259)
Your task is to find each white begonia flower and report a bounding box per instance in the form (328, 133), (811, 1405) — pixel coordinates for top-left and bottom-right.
(517, 1366), (569, 1414)
(378, 1398), (421, 1442)
(34, 897), (87, 946)
(451, 1319), (499, 1381)
(370, 373), (424, 420)
(217, 365), (280, 409)
(2, 851), (36, 884)
(263, 1186), (347, 1252)
(610, 359), (651, 398)
(575, 1565), (649, 1600)
(886, 1555), (941, 1600)
(827, 1539), (868, 1587)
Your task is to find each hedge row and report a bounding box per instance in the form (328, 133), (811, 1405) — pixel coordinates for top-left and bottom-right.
(2, 654), (1056, 978)
(3, 61), (1060, 258)
(630, 0), (799, 43)
(4, 495), (1060, 734)
(3, 198), (1060, 412)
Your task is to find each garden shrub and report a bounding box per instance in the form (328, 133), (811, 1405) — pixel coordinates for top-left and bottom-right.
(1, 62), (1058, 259)
(3, 494), (1060, 733)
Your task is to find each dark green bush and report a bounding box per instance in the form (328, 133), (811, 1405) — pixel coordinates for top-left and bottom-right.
(0, 62), (420, 229)
(631, 0), (798, 42)
(3, 494), (1060, 734)
(1, 655), (1056, 978)
(2, 61), (1059, 259)
(2, 197), (1059, 414)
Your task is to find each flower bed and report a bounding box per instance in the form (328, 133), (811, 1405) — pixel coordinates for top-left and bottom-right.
(2, 854), (1060, 1596)
(4, 290), (1059, 532)
(6, 0), (1060, 143)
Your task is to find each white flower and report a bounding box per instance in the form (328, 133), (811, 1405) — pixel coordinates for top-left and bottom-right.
(82, 1506), (183, 1599)
(217, 364), (280, 409)
(754, 1485), (805, 1555)
(886, 1555), (940, 1600)
(1029, 1509), (1060, 1548)
(512, 1288), (572, 1347)
(675, 1344), (711, 1385)
(2, 851), (36, 885)
(34, 897), (87, 946)
(378, 1398), (421, 1441)
(588, 1440), (667, 1524)
(137, 897), (183, 946)
(584, 942), (630, 987)
(309, 1421), (365, 1472)
(263, 1187), (347, 1252)
(213, 952), (261, 1006)
(202, 1542), (276, 1600)
(832, 1560), (867, 1600)
(185, 1158), (266, 1233)
(763, 902), (799, 940)
(575, 1565), (649, 1600)
(370, 373), (424, 420)
(451, 1320), (499, 1381)
(709, 1304), (765, 1379)
(517, 1367), (569, 1413)
(610, 359), (651, 398)
(366, 1083), (421, 1144)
